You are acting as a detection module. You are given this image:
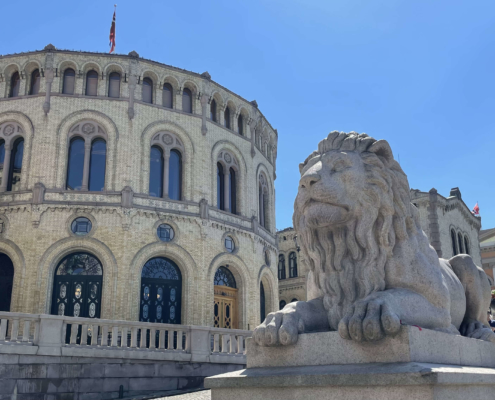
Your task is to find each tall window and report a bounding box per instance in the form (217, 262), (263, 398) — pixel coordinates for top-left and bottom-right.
(142, 77), (153, 103)
(259, 174), (268, 229)
(279, 300), (286, 310)
(88, 140), (107, 191)
(0, 253), (14, 312)
(85, 70), (98, 96)
(451, 229), (457, 256)
(260, 282), (265, 323)
(289, 252), (298, 278)
(63, 68), (75, 95)
(214, 266), (237, 288)
(9, 72), (20, 98)
(182, 88), (192, 113)
(458, 233), (464, 254)
(224, 107), (231, 129)
(238, 115), (243, 136)
(30, 69), (41, 95)
(278, 254), (286, 280)
(108, 72), (120, 98)
(229, 168), (236, 214)
(217, 163), (224, 210)
(66, 138), (85, 190)
(169, 150), (182, 201)
(163, 83), (173, 108)
(149, 146), (164, 197)
(8, 138), (24, 192)
(464, 236), (470, 255)
(0, 141), (5, 188)
(210, 99), (217, 122)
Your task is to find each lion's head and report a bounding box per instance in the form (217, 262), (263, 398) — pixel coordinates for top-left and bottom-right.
(294, 131), (433, 330)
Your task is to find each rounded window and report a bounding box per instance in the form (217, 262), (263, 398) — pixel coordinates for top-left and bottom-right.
(225, 236), (235, 253)
(71, 217), (92, 236)
(157, 223), (175, 242)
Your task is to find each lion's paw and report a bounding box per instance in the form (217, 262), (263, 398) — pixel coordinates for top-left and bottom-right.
(461, 321), (495, 343)
(338, 299), (401, 342)
(253, 310), (304, 346)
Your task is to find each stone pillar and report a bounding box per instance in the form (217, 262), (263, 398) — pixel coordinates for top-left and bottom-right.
(200, 199), (209, 219)
(233, 113), (238, 133)
(32, 182), (46, 204)
(81, 141), (91, 191)
(121, 186), (134, 208)
(219, 105), (225, 126)
(37, 315), (64, 356)
(189, 326), (211, 363)
(428, 188), (442, 258)
(128, 75), (137, 119)
(163, 149), (170, 199)
(0, 144), (12, 192)
(223, 170), (230, 212)
(201, 94), (208, 136)
(43, 69), (54, 115)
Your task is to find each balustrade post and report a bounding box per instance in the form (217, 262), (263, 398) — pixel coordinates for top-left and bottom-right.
(189, 326), (211, 362)
(237, 335), (244, 354)
(22, 320), (30, 342)
(91, 325), (99, 346)
(149, 328), (156, 349)
(230, 334), (237, 354)
(177, 330), (183, 350)
(111, 326), (119, 347)
(80, 324), (88, 345)
(167, 330), (174, 350)
(0, 319), (8, 340)
(121, 327), (128, 348)
(221, 334), (229, 353)
(159, 329), (165, 349)
(213, 333), (219, 353)
(37, 314), (64, 356)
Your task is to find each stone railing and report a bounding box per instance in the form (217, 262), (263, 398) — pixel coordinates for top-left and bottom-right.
(0, 312), (251, 364)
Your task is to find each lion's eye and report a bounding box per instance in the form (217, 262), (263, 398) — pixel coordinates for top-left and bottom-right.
(331, 161), (348, 173)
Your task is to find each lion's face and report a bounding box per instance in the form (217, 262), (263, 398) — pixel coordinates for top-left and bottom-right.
(294, 150), (367, 229)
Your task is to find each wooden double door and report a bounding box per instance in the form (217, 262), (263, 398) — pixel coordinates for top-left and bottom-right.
(214, 285), (238, 329)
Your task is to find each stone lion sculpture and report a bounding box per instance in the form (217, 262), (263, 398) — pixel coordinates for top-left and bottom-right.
(255, 131), (494, 346)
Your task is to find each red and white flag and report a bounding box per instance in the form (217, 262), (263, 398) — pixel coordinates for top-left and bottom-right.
(472, 202), (480, 216)
(109, 6), (116, 54)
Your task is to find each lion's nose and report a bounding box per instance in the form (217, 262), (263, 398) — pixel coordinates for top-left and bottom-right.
(300, 173), (320, 189)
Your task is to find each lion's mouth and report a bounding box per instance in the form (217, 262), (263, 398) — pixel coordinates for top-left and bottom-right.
(303, 199), (349, 213)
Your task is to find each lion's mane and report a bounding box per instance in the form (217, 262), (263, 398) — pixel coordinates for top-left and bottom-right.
(294, 131), (432, 330)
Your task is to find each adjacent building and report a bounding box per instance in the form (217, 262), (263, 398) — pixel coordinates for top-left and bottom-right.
(480, 228), (495, 288)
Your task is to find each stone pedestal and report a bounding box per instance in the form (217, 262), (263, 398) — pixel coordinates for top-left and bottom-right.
(205, 326), (495, 400)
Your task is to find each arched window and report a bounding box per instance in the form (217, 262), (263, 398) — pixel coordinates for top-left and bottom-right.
(9, 72), (20, 98)
(451, 229), (457, 256)
(210, 99), (217, 122)
(66, 138), (85, 190)
(464, 236), (470, 255)
(224, 107), (231, 129)
(291, 298), (298, 302)
(278, 254), (286, 280)
(214, 266), (236, 288)
(214, 266), (238, 329)
(182, 88), (192, 113)
(0, 253), (14, 312)
(63, 68), (75, 95)
(140, 257), (182, 324)
(260, 282), (266, 323)
(163, 83), (173, 108)
(142, 77), (153, 103)
(169, 149), (182, 201)
(259, 174), (269, 229)
(108, 72), (120, 98)
(51, 253), (103, 319)
(149, 146), (164, 197)
(289, 252), (298, 278)
(85, 70), (98, 96)
(8, 138), (24, 192)
(30, 69), (41, 95)
(88, 139), (106, 191)
(229, 168), (236, 214)
(238, 115), (244, 136)
(217, 163), (225, 210)
(458, 233), (464, 254)
(279, 300), (286, 310)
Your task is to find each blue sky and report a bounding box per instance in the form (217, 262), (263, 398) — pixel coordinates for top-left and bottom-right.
(1, 0), (493, 230)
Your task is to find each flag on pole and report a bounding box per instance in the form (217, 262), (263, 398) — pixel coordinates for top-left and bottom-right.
(471, 202), (480, 216)
(109, 6), (116, 54)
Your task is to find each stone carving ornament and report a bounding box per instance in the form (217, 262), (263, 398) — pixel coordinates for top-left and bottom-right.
(0, 122), (23, 140)
(3, 125), (15, 136)
(254, 131), (495, 346)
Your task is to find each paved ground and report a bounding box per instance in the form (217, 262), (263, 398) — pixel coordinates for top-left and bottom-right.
(154, 390), (211, 400)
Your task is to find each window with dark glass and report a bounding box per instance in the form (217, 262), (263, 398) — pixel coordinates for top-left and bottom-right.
(458, 233), (464, 254)
(229, 168), (236, 214)
(30, 69), (41, 95)
(464, 236), (470, 255)
(278, 254), (286, 280)
(0, 141), (5, 188)
(260, 282), (266, 323)
(238, 115), (243, 135)
(182, 88), (192, 113)
(214, 266), (236, 288)
(149, 146), (164, 197)
(210, 99), (217, 122)
(71, 217), (92, 236)
(279, 300), (286, 310)
(217, 163), (224, 210)
(66, 137), (85, 190)
(142, 77), (153, 103)
(8, 138), (24, 192)
(63, 69), (75, 95)
(289, 252), (298, 278)
(291, 298), (298, 302)
(88, 140), (106, 191)
(157, 224), (175, 242)
(108, 72), (120, 98)
(169, 150), (182, 201)
(9, 72), (20, 98)
(163, 83), (173, 108)
(224, 107), (231, 129)
(451, 229), (457, 256)
(86, 70), (98, 96)
(0, 253), (14, 312)
(225, 236), (235, 253)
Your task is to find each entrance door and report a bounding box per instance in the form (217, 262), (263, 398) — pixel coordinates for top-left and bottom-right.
(0, 254), (14, 312)
(213, 266), (238, 329)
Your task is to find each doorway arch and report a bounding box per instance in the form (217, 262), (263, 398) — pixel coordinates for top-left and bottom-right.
(214, 266), (238, 329)
(0, 254), (14, 311)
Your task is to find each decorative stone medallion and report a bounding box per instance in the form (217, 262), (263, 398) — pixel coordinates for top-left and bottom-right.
(163, 134), (174, 145)
(82, 123), (95, 134)
(224, 153), (232, 163)
(3, 125), (15, 136)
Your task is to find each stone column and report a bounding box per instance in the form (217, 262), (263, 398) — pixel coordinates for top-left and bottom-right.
(219, 105), (225, 126)
(233, 113), (238, 133)
(163, 149), (170, 199)
(0, 143), (12, 192)
(43, 69), (54, 115)
(201, 94), (208, 136)
(81, 141), (91, 191)
(223, 169), (230, 212)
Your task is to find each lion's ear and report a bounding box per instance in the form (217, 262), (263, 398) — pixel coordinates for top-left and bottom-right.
(368, 140), (394, 163)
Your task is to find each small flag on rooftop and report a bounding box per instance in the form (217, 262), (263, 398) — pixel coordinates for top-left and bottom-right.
(471, 202), (480, 216)
(109, 5), (116, 54)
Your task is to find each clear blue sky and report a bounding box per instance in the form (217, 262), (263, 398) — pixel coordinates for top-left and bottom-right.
(1, 0), (493, 230)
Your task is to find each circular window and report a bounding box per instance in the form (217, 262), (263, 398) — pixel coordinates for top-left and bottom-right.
(264, 250), (271, 266)
(225, 236), (235, 253)
(71, 217), (92, 236)
(157, 224), (175, 242)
